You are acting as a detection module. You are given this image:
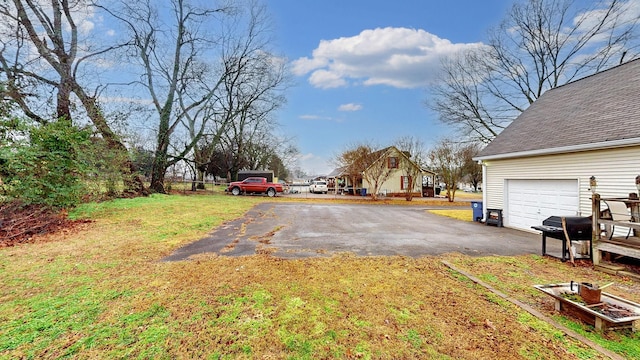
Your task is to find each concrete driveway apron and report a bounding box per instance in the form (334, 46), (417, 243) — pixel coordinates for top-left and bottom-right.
(163, 202), (558, 261)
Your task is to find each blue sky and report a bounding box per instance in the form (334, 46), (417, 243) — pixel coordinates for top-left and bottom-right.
(267, 0), (514, 175)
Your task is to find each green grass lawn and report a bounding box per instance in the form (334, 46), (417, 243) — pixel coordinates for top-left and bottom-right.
(1, 193), (638, 359)
(429, 209), (473, 221)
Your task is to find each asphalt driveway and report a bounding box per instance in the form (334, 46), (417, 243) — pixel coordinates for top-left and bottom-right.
(163, 202), (558, 261)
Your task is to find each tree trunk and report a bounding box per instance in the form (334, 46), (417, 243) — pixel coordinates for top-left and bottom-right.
(149, 107), (174, 193)
(196, 169), (206, 190)
(150, 134), (171, 193)
(57, 78), (72, 121)
(150, 159), (166, 193)
(194, 146), (207, 190)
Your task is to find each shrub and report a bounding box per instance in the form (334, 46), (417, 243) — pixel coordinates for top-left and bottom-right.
(0, 119), (92, 208)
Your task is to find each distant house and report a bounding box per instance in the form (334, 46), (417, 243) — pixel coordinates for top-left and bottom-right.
(475, 58), (640, 232)
(330, 146), (436, 197)
(326, 166), (348, 192)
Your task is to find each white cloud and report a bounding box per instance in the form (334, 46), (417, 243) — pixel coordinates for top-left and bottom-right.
(574, 0), (640, 30)
(79, 19), (95, 34)
(299, 153), (316, 161)
(300, 114), (328, 120)
(292, 56), (328, 75)
(308, 69), (347, 89)
(292, 27), (485, 89)
(299, 114), (342, 122)
(94, 58), (116, 69)
(338, 103), (362, 112)
(572, 0), (640, 47)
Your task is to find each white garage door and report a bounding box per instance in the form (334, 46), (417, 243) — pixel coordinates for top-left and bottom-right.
(506, 179), (579, 231)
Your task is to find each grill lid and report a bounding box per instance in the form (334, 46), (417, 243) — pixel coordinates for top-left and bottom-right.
(541, 216), (592, 240)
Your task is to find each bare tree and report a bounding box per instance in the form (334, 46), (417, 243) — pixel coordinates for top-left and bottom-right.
(191, 1), (288, 186)
(360, 148), (395, 201)
(219, 100), (281, 181)
(99, 0), (236, 193)
(242, 134), (297, 176)
(429, 51), (511, 143)
(335, 144), (370, 196)
(428, 0), (639, 143)
(428, 139), (469, 202)
(272, 139), (299, 180)
(395, 136), (428, 201)
(101, 0), (286, 192)
(334, 142), (393, 200)
(460, 142), (483, 192)
(0, 0), (145, 194)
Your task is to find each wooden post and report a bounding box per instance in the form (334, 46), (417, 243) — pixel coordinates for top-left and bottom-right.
(595, 317), (605, 332)
(554, 299), (562, 311)
(562, 217), (575, 265)
(630, 193), (639, 237)
(592, 193), (601, 265)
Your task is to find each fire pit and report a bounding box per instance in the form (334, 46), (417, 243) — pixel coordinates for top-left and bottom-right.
(534, 283), (640, 331)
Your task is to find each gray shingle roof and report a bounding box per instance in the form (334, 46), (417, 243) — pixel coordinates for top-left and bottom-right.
(327, 166), (347, 177)
(477, 58), (640, 159)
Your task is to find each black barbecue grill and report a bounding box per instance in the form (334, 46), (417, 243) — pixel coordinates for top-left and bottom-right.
(531, 216), (593, 261)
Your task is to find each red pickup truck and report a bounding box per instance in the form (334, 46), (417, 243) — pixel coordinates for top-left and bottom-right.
(226, 177), (284, 197)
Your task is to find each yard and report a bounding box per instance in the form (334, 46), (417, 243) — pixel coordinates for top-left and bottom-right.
(1, 193), (639, 359)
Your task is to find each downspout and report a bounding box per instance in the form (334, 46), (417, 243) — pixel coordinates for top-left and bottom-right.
(481, 161), (487, 223)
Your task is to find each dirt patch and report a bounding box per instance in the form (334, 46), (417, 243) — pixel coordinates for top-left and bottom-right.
(0, 202), (92, 247)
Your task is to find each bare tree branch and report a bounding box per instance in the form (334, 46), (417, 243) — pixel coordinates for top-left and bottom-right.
(0, 0), (146, 193)
(428, 0), (639, 143)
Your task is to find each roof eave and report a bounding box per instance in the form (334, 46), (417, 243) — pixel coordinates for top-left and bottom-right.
(474, 137), (640, 162)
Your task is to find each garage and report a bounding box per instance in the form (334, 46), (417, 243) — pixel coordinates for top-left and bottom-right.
(476, 59), (640, 237)
(506, 179), (579, 231)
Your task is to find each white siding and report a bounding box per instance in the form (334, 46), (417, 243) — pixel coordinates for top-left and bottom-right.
(361, 147), (430, 195)
(363, 168), (423, 195)
(483, 146), (640, 230)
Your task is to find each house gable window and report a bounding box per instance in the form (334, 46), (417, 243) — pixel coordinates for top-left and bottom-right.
(388, 157), (398, 169)
(401, 176), (412, 190)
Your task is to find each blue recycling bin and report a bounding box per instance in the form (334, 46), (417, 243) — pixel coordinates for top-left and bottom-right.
(471, 201), (483, 222)
(360, 188), (367, 196)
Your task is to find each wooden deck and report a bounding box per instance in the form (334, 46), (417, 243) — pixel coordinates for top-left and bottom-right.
(595, 236), (640, 263)
(592, 196), (640, 267)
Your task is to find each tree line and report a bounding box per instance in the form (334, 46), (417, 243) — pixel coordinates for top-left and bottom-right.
(1, 0), (637, 208)
(0, 0), (295, 207)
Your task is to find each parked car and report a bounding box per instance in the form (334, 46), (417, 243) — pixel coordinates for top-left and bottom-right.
(309, 180), (328, 194)
(226, 177), (284, 197)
